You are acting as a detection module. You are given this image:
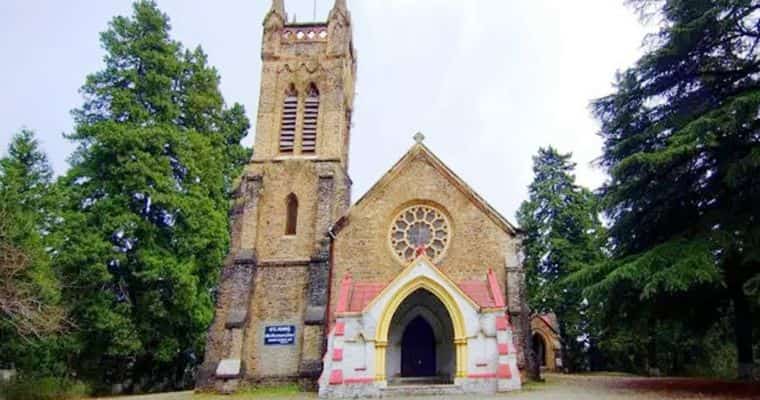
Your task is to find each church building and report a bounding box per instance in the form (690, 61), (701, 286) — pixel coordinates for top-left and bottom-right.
(197, 1), (528, 397)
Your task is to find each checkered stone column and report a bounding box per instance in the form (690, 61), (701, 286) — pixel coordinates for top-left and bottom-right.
(495, 314), (521, 391)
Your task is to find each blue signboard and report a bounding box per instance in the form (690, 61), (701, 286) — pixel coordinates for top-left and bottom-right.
(264, 325), (296, 345)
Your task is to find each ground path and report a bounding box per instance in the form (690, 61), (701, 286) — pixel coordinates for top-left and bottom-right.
(98, 373), (760, 400)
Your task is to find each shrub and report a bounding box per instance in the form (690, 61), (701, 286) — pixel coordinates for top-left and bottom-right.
(0, 377), (89, 400)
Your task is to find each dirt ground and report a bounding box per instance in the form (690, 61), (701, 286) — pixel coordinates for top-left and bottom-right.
(98, 373), (760, 400)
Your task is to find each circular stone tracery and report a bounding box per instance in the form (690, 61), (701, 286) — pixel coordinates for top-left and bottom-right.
(390, 205), (450, 262)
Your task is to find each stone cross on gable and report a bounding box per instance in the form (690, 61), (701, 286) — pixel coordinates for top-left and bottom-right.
(414, 132), (425, 143)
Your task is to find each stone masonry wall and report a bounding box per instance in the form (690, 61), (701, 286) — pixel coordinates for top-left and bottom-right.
(244, 264), (309, 378)
(330, 153), (519, 318)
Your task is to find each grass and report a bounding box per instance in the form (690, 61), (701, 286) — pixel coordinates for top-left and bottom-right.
(236, 384), (302, 397)
(0, 377), (90, 400)
(516, 378), (549, 392)
(195, 383), (305, 399)
(571, 371), (640, 377)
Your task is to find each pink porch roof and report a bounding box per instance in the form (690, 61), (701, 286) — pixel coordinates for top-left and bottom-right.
(336, 267), (507, 314)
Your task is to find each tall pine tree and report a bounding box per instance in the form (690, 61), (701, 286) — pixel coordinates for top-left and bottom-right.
(517, 146), (605, 372)
(577, 0), (760, 379)
(55, 1), (249, 390)
(0, 129), (68, 376)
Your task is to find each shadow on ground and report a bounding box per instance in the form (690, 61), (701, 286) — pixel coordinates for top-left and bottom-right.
(97, 373), (760, 400)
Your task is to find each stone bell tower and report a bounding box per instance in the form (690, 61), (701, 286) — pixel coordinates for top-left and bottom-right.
(197, 0), (356, 391)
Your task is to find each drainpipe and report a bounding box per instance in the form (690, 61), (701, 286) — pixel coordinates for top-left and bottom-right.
(322, 225), (337, 361)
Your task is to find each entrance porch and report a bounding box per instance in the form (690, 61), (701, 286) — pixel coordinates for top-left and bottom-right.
(318, 256), (521, 398)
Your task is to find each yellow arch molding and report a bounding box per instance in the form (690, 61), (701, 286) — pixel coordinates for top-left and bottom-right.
(373, 276), (468, 381)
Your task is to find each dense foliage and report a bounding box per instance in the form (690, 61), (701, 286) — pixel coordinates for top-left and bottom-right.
(0, 3), (249, 394)
(517, 147), (605, 372)
(572, 0), (760, 379)
(0, 130), (70, 377)
(51, 0), (249, 391)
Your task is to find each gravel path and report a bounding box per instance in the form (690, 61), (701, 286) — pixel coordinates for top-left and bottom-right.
(97, 373), (760, 400)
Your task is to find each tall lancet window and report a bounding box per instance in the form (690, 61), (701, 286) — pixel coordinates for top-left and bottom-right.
(285, 193), (298, 235)
(279, 84), (298, 153)
(302, 83), (320, 154)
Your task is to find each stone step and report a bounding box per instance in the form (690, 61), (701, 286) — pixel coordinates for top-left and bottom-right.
(381, 384), (465, 397)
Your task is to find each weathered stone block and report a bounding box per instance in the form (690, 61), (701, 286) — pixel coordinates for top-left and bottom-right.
(234, 248), (257, 264)
(304, 305), (326, 325)
(216, 378), (240, 394)
(216, 359), (242, 379)
(225, 310), (247, 329)
(300, 359), (323, 378)
(229, 329), (245, 359)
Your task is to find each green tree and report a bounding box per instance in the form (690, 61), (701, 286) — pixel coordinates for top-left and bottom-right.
(0, 129), (68, 376)
(517, 146), (605, 372)
(55, 1), (249, 390)
(577, 0), (760, 379)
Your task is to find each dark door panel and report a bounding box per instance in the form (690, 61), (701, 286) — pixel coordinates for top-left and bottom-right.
(401, 316), (436, 377)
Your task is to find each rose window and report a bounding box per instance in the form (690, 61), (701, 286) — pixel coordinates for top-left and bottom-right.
(390, 205), (450, 262)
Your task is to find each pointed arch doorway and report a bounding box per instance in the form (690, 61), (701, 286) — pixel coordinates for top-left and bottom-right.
(386, 289), (455, 383)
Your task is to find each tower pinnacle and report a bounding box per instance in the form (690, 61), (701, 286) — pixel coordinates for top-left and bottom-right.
(328, 0), (350, 22)
(270, 0), (286, 20)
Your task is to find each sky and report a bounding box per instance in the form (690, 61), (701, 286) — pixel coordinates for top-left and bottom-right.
(0, 0), (652, 221)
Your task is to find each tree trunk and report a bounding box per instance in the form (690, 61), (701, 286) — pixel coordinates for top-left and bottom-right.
(525, 328), (542, 381)
(731, 285), (754, 380)
(646, 316), (659, 376)
(557, 318), (571, 372)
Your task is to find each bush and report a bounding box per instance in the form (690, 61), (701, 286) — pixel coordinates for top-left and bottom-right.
(0, 377), (89, 400)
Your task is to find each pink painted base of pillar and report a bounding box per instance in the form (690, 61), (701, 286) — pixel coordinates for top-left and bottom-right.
(329, 370), (344, 385)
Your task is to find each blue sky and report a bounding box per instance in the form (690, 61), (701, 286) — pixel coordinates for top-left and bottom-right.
(0, 0), (650, 220)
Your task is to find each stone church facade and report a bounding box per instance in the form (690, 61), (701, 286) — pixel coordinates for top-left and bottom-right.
(197, 1), (528, 396)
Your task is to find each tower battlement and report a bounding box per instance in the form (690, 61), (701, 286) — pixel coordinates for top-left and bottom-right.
(282, 23), (328, 42)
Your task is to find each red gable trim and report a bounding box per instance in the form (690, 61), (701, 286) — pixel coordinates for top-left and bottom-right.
(458, 280), (496, 308)
(347, 283), (386, 313)
(335, 274), (353, 314)
(487, 268), (506, 308)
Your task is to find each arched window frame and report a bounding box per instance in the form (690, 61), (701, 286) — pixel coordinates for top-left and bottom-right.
(285, 193), (298, 236)
(279, 84), (298, 153)
(301, 83), (320, 154)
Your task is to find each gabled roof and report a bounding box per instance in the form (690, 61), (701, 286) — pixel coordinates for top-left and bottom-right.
(532, 313), (560, 335)
(334, 142), (521, 235)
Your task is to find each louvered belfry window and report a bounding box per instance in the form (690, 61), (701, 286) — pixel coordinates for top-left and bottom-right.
(302, 83), (320, 154)
(279, 85), (298, 153)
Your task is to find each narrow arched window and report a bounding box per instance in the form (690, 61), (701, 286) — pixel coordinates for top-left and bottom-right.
(302, 83), (320, 154)
(279, 84), (298, 153)
(285, 193), (298, 235)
